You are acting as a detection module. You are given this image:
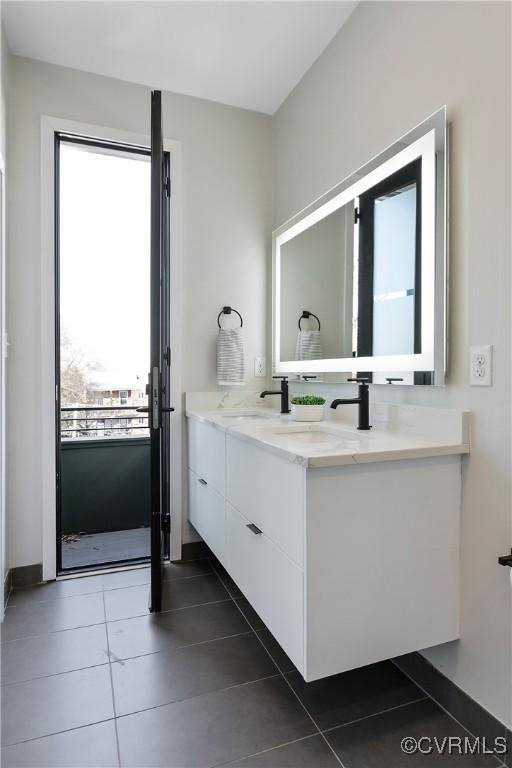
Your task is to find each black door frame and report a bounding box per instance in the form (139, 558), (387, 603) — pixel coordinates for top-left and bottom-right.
(54, 131), (171, 576)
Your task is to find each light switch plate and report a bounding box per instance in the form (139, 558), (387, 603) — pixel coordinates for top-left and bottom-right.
(254, 357), (266, 377)
(470, 345), (493, 386)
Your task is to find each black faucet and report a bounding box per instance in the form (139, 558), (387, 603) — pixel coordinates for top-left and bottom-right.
(330, 378), (371, 430)
(260, 376), (290, 414)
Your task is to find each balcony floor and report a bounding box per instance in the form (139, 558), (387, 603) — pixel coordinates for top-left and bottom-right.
(62, 527), (150, 570)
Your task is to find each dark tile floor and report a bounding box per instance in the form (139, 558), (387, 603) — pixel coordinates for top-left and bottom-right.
(1, 559), (506, 767)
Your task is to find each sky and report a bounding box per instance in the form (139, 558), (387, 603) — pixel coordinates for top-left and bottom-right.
(59, 142), (151, 391)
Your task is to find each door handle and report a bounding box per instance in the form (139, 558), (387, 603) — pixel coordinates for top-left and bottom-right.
(246, 523), (262, 535)
(198, 478), (208, 486)
(498, 550), (512, 567)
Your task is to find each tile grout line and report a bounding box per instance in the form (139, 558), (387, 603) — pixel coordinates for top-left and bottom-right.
(1, 628), (258, 688)
(211, 732), (324, 768)
(114, 623), (254, 653)
(209, 560), (348, 768)
(392, 660), (506, 767)
(1, 717), (119, 750)
(108, 629), (256, 665)
(2, 596), (235, 644)
(1, 659), (112, 688)
(3, 668), (300, 754)
(1, 665), (281, 749)
(106, 596), (234, 625)
(102, 590), (122, 768)
(321, 695), (430, 735)
(1, 618), (110, 644)
(7, 567), (216, 608)
(114, 674), (283, 723)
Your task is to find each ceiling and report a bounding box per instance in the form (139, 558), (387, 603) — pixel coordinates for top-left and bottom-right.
(2, 1), (357, 114)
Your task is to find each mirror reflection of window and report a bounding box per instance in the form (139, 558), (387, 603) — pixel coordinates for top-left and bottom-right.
(356, 158), (421, 358)
(373, 183), (417, 355)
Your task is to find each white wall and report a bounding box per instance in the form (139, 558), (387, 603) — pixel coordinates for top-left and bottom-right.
(274, 1), (511, 727)
(0, 24), (7, 160)
(7, 56), (272, 567)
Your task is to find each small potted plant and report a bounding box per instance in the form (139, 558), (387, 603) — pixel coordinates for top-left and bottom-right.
(290, 395), (326, 422)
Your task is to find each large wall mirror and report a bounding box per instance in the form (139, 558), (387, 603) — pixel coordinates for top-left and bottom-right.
(273, 107), (448, 385)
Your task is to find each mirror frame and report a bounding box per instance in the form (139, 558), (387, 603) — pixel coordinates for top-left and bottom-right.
(272, 107), (448, 385)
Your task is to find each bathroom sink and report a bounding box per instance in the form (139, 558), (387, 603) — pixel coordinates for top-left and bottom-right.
(264, 424), (361, 448)
(269, 425), (360, 441)
(218, 410), (274, 420)
(273, 431), (344, 445)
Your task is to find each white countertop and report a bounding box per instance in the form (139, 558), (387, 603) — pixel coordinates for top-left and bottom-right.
(185, 397), (470, 469)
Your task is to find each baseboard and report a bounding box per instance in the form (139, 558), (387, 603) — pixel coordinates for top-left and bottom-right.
(393, 652), (509, 762)
(180, 540), (212, 562)
(11, 563), (43, 589)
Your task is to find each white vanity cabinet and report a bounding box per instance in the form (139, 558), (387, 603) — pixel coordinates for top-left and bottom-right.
(187, 415), (462, 681)
(187, 419), (226, 562)
(225, 501), (304, 668)
(187, 417), (225, 496)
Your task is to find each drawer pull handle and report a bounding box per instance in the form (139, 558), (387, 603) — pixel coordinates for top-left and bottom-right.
(198, 478), (208, 486)
(247, 523), (262, 535)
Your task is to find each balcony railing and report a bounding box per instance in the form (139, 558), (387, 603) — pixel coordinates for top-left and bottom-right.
(61, 405), (149, 440)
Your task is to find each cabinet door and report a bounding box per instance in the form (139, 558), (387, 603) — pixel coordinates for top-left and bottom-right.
(188, 468), (225, 562)
(187, 419), (225, 496)
(226, 501), (303, 672)
(226, 436), (304, 566)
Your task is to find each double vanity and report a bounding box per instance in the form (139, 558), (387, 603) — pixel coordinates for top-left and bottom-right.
(186, 107), (464, 683)
(186, 393), (470, 682)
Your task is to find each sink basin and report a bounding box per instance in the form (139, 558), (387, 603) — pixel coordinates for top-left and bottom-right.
(269, 425), (360, 442)
(264, 424), (361, 449)
(218, 410), (274, 420)
(273, 431), (344, 445)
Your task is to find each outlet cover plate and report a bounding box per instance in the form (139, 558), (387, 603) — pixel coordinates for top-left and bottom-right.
(254, 357), (266, 378)
(470, 345), (493, 386)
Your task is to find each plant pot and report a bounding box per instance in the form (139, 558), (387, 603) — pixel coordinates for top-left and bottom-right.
(291, 404), (325, 422)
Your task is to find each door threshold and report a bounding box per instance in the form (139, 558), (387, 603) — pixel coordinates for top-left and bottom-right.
(57, 560), (151, 581)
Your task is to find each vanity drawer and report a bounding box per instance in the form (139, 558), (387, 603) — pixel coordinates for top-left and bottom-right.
(188, 468), (225, 562)
(187, 418), (226, 496)
(225, 501), (303, 672)
(226, 435), (304, 566)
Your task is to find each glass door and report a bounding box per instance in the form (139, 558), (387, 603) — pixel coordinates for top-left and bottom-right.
(55, 134), (153, 574)
(147, 90), (173, 612)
